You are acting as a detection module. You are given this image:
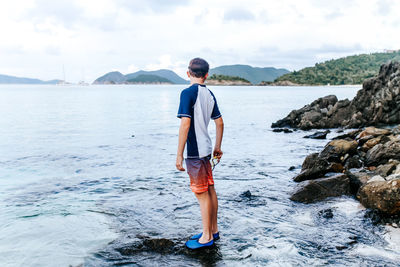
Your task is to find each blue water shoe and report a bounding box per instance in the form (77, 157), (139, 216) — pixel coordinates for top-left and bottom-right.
(185, 239), (214, 250)
(190, 232), (220, 240)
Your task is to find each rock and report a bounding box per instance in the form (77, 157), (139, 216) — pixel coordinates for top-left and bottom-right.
(362, 135), (390, 151)
(301, 153), (319, 170)
(271, 95), (338, 129)
(386, 173), (400, 181)
(272, 128), (293, 133)
(116, 237), (176, 255)
(318, 208), (334, 219)
(290, 174), (351, 203)
(357, 127), (391, 139)
(365, 140), (400, 166)
(345, 171), (375, 194)
(357, 179), (400, 215)
(344, 155), (363, 169)
(319, 139), (358, 162)
(288, 166), (296, 171)
(367, 175), (385, 183)
(376, 163), (397, 177)
(303, 130), (330, 139)
(272, 62), (400, 129)
(294, 142), (358, 182)
(293, 157), (331, 182)
(240, 190), (253, 200)
(333, 129), (362, 141)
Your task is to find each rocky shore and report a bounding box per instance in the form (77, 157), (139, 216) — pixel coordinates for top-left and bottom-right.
(272, 62), (400, 130)
(290, 126), (400, 216)
(273, 62), (400, 218)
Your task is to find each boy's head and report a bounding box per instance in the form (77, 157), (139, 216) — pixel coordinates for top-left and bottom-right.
(188, 58), (209, 80)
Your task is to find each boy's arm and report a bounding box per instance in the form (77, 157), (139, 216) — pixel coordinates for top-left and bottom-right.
(176, 117), (191, 171)
(213, 117), (224, 160)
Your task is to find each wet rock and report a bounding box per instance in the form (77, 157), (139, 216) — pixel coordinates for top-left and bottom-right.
(116, 238), (176, 255)
(344, 155), (363, 169)
(272, 62), (400, 129)
(357, 179), (400, 215)
(333, 129), (362, 141)
(365, 140), (400, 166)
(240, 190), (252, 199)
(318, 208), (334, 219)
(319, 139), (358, 163)
(376, 163), (397, 177)
(345, 171), (374, 194)
(301, 153), (319, 170)
(272, 128), (293, 133)
(290, 174), (351, 203)
(293, 157), (331, 182)
(288, 166), (296, 171)
(303, 130), (330, 139)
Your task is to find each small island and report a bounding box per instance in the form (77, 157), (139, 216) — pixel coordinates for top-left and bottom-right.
(206, 74), (251, 86)
(126, 74), (173, 84)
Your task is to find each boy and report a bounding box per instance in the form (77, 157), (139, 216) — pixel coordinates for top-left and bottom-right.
(176, 58), (224, 249)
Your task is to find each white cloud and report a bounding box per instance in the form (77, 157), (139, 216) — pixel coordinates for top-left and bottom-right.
(0, 0), (400, 82)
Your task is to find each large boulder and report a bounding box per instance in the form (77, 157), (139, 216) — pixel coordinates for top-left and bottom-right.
(365, 139), (400, 166)
(272, 62), (400, 130)
(290, 174), (351, 203)
(357, 179), (400, 215)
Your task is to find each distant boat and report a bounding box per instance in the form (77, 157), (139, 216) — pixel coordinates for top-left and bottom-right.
(57, 65), (72, 85)
(78, 80), (89, 86)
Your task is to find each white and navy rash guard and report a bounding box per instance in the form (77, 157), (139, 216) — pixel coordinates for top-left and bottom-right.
(177, 83), (221, 159)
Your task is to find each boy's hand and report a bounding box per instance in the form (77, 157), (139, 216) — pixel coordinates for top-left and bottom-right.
(213, 148), (223, 161)
(176, 155), (185, 171)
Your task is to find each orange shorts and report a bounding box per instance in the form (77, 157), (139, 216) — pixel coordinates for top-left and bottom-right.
(185, 155), (214, 193)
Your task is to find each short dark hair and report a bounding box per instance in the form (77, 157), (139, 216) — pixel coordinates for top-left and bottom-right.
(188, 58), (209, 78)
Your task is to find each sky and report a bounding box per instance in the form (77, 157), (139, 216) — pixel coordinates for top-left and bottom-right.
(0, 0), (400, 82)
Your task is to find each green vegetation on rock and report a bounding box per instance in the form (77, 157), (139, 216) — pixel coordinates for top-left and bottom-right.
(275, 50), (400, 85)
(208, 74), (250, 83)
(126, 74), (172, 84)
(209, 64), (289, 84)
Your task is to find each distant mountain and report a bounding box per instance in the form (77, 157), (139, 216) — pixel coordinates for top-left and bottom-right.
(93, 71), (126, 84)
(126, 74), (172, 84)
(93, 69), (188, 84)
(275, 50), (400, 85)
(209, 65), (290, 84)
(125, 69), (187, 84)
(0, 74), (61, 84)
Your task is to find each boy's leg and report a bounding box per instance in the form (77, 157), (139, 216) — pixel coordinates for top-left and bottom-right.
(208, 185), (219, 234)
(194, 191), (213, 243)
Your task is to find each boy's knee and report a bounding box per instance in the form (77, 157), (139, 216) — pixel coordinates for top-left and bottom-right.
(194, 190), (210, 199)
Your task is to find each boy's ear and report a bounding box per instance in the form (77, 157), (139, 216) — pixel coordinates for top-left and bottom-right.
(187, 71), (191, 78)
(204, 73), (209, 79)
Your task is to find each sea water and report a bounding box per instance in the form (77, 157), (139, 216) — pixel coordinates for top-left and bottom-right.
(0, 84), (399, 266)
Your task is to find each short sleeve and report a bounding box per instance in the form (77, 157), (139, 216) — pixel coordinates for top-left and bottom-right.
(211, 99), (221, 120)
(177, 90), (193, 118)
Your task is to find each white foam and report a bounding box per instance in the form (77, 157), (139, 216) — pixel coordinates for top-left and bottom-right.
(330, 198), (365, 217)
(384, 226), (400, 252)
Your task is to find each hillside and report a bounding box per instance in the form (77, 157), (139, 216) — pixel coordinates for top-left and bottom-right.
(126, 74), (172, 84)
(209, 64), (289, 84)
(0, 74), (60, 84)
(275, 50), (400, 85)
(93, 69), (188, 84)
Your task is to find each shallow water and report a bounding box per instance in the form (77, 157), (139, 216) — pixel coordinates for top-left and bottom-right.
(0, 84), (399, 266)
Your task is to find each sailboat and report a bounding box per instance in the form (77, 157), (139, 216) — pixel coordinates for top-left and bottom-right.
(56, 65), (71, 85)
(78, 68), (89, 86)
